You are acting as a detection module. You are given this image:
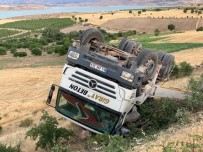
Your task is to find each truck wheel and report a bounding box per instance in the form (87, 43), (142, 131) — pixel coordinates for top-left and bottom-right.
(117, 38), (129, 51)
(123, 40), (137, 54)
(80, 28), (104, 45)
(158, 51), (166, 62)
(136, 49), (158, 83)
(159, 54), (175, 80)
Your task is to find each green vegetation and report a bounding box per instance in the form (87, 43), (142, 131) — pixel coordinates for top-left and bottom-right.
(0, 46), (6, 55)
(99, 16), (103, 19)
(14, 52), (27, 57)
(51, 139), (72, 152)
(31, 48), (42, 56)
(129, 10), (132, 13)
(0, 18), (75, 30)
(138, 10), (142, 14)
(171, 61), (194, 78)
(0, 29), (19, 38)
(26, 111), (74, 151)
(154, 29), (160, 36)
(168, 24), (176, 31)
(197, 26), (203, 31)
(150, 135), (203, 152)
(19, 118), (33, 127)
(86, 134), (130, 152)
(0, 125), (2, 133)
(0, 144), (21, 152)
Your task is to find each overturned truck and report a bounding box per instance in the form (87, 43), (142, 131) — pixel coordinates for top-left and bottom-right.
(47, 28), (186, 135)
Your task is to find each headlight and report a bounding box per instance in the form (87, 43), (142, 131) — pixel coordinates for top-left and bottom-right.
(68, 51), (79, 60)
(121, 71), (134, 82)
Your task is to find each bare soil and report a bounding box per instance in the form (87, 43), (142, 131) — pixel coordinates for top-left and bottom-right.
(155, 31), (203, 43)
(101, 18), (199, 33)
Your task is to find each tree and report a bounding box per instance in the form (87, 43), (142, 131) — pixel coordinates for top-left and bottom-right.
(168, 24), (176, 31)
(42, 28), (61, 39)
(129, 10), (132, 13)
(154, 29), (160, 36)
(85, 19), (88, 22)
(99, 16), (103, 19)
(142, 9), (146, 12)
(183, 8), (188, 13)
(138, 11), (142, 14)
(31, 48), (42, 56)
(198, 11), (202, 15)
(26, 111), (74, 151)
(191, 8), (194, 13)
(0, 47), (6, 55)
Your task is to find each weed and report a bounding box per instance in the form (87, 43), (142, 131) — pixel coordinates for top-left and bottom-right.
(26, 111), (74, 151)
(19, 118), (33, 127)
(86, 134), (130, 152)
(0, 144), (21, 152)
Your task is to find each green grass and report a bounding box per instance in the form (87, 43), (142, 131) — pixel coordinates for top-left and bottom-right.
(0, 18), (75, 30)
(142, 42), (203, 53)
(0, 29), (19, 38)
(130, 33), (203, 52)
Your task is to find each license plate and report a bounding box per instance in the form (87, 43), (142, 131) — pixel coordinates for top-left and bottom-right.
(90, 62), (107, 73)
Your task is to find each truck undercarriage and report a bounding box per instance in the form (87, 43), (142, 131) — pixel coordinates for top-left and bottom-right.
(47, 28), (186, 135)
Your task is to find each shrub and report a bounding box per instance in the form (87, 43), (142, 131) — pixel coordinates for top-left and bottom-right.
(99, 16), (103, 19)
(31, 48), (42, 56)
(84, 19), (88, 22)
(26, 111), (74, 151)
(54, 46), (67, 56)
(191, 9), (194, 13)
(13, 52), (27, 57)
(155, 8), (162, 11)
(0, 144), (21, 152)
(129, 10), (132, 13)
(154, 29), (160, 36)
(117, 31), (123, 37)
(183, 8), (188, 13)
(10, 48), (17, 54)
(196, 26), (203, 31)
(86, 134), (130, 152)
(186, 74), (203, 111)
(168, 24), (176, 31)
(0, 125), (2, 133)
(19, 118), (33, 127)
(198, 11), (202, 14)
(142, 9), (146, 12)
(179, 61), (193, 76)
(138, 10), (142, 14)
(170, 62), (193, 78)
(0, 46), (6, 55)
(51, 138), (72, 152)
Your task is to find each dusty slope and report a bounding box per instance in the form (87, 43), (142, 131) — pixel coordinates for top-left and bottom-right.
(101, 18), (198, 32)
(0, 66), (62, 125)
(172, 47), (203, 65)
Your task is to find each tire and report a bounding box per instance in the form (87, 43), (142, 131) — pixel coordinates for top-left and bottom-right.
(117, 38), (129, 50)
(80, 28), (104, 45)
(158, 51), (166, 62)
(159, 53), (175, 80)
(123, 40), (137, 53)
(136, 49), (158, 82)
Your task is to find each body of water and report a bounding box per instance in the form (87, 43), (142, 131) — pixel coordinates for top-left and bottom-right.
(0, 5), (149, 19)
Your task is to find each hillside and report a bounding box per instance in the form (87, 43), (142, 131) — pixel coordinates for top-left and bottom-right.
(0, 0), (202, 6)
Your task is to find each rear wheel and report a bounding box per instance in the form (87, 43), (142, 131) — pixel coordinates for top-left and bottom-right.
(136, 49), (158, 83)
(158, 53), (175, 80)
(80, 28), (104, 45)
(118, 38), (129, 51)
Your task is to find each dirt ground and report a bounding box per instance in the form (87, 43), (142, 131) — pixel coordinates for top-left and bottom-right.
(0, 66), (64, 151)
(155, 30), (203, 43)
(101, 18), (200, 32)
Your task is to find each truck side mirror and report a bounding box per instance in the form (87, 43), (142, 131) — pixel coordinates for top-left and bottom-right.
(47, 84), (55, 106)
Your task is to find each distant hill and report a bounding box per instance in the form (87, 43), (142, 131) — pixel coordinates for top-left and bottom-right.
(0, 0), (202, 6)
